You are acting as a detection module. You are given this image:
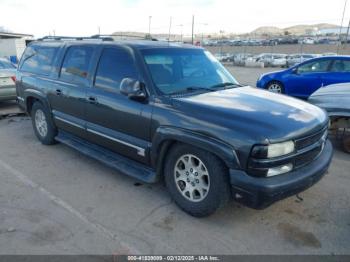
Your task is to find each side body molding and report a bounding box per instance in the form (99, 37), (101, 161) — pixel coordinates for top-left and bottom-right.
(151, 126), (241, 170)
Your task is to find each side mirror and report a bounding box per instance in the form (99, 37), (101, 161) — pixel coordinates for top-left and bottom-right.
(291, 67), (298, 74)
(120, 78), (147, 101)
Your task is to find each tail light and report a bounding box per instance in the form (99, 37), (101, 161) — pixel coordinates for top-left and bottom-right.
(11, 76), (16, 83)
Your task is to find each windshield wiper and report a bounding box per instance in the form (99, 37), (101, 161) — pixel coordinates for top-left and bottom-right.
(169, 86), (216, 95)
(210, 82), (242, 89)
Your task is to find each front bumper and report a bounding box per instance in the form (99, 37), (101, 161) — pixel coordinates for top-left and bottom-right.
(230, 140), (333, 209)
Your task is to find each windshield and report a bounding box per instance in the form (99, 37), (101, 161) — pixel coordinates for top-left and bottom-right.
(0, 60), (15, 69)
(141, 48), (238, 95)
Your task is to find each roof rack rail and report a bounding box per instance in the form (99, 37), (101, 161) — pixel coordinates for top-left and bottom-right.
(37, 35), (114, 41)
(92, 34), (157, 41)
(37, 34), (158, 42)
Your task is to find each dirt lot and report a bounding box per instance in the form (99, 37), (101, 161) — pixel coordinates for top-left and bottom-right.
(0, 67), (349, 255)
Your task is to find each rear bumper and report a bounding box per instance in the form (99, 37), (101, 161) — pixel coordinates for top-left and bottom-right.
(0, 87), (16, 101)
(230, 140), (333, 209)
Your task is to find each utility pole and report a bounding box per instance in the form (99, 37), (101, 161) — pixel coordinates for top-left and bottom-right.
(344, 16), (350, 51)
(338, 0), (348, 54)
(191, 15), (195, 45)
(179, 24), (183, 42)
(148, 16), (152, 36)
(98, 26), (101, 35)
(168, 16), (172, 42)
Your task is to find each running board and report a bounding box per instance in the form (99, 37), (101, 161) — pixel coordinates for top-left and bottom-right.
(55, 131), (157, 183)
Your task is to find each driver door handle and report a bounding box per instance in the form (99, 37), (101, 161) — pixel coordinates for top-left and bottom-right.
(55, 89), (62, 96)
(88, 96), (98, 104)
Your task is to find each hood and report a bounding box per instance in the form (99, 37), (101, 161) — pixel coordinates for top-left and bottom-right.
(259, 68), (287, 80)
(173, 86), (327, 143)
(308, 83), (350, 117)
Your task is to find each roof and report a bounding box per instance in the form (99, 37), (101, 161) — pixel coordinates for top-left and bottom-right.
(0, 32), (34, 39)
(32, 38), (201, 50)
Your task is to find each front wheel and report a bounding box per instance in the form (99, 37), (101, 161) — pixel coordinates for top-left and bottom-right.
(164, 144), (231, 217)
(266, 81), (284, 94)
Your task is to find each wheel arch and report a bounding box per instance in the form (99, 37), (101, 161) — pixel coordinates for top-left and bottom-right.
(151, 126), (241, 179)
(24, 89), (51, 114)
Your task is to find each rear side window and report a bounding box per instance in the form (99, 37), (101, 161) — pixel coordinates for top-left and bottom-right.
(60, 46), (93, 84)
(297, 60), (330, 74)
(330, 60), (350, 72)
(20, 45), (58, 75)
(94, 48), (138, 91)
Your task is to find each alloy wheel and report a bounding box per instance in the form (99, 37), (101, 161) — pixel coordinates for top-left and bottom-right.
(174, 154), (210, 202)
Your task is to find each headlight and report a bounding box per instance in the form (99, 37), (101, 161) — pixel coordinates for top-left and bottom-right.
(251, 140), (295, 159)
(267, 141), (295, 158)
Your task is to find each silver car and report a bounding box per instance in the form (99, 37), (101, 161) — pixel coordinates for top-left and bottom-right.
(286, 54), (316, 68)
(309, 83), (350, 153)
(0, 58), (17, 101)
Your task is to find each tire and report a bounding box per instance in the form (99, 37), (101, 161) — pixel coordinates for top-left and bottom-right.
(164, 143), (231, 217)
(266, 81), (284, 94)
(31, 101), (57, 145)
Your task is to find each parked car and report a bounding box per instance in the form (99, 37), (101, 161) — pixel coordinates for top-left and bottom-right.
(233, 53), (253, 66)
(254, 53), (272, 66)
(16, 37), (332, 217)
(257, 56), (350, 99)
(309, 83), (350, 153)
(286, 54), (316, 68)
(0, 58), (17, 102)
(269, 54), (287, 67)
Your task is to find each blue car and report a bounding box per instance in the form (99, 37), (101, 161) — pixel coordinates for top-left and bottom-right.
(257, 56), (350, 99)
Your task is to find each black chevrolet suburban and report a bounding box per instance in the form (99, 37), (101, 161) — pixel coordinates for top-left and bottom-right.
(16, 36), (333, 217)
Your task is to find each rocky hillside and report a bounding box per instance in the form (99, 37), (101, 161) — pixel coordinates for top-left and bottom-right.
(251, 23), (338, 36)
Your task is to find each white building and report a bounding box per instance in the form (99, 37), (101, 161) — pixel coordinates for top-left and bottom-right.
(0, 32), (34, 61)
(318, 27), (348, 35)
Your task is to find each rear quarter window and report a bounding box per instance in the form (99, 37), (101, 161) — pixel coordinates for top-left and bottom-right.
(20, 45), (59, 75)
(60, 46), (93, 85)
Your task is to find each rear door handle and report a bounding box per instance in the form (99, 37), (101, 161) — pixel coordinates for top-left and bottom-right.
(88, 96), (98, 104)
(55, 89), (62, 96)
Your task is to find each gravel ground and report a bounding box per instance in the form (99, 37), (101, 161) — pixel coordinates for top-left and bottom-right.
(0, 67), (349, 255)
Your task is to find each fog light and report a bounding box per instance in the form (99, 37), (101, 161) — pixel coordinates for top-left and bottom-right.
(267, 163), (293, 177)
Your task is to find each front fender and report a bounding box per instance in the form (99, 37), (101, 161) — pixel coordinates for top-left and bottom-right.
(151, 126), (241, 170)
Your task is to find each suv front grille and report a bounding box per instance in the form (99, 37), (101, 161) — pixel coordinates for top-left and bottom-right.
(295, 143), (324, 168)
(248, 125), (328, 177)
(295, 126), (327, 150)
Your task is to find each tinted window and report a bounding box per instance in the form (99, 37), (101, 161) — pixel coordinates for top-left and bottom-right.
(20, 45), (58, 75)
(330, 60), (350, 72)
(60, 46), (93, 84)
(297, 60), (330, 73)
(0, 60), (15, 69)
(94, 48), (138, 91)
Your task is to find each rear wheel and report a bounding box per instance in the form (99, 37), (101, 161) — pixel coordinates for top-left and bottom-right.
(164, 144), (231, 217)
(31, 102), (57, 145)
(266, 81), (284, 94)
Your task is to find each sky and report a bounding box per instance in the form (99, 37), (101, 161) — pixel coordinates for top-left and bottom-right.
(0, 0), (349, 37)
